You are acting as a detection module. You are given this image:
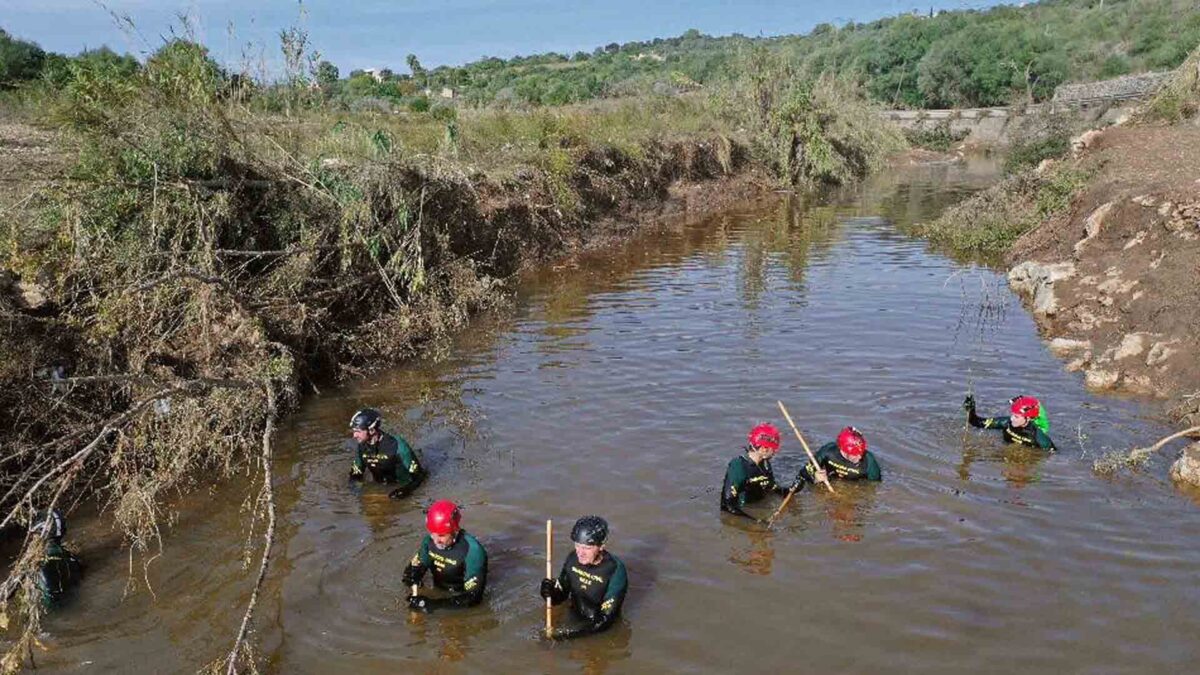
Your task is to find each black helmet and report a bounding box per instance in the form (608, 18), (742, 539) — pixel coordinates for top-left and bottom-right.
(31, 509), (65, 540)
(570, 515), (608, 546)
(349, 408), (383, 432)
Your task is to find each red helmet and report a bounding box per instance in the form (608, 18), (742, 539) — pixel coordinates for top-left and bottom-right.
(836, 427), (867, 460)
(426, 500), (461, 536)
(748, 423), (781, 451)
(1010, 396), (1040, 419)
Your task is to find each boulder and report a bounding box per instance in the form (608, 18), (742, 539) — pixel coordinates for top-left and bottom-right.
(14, 281), (50, 311)
(1084, 367), (1120, 389)
(1074, 202), (1115, 255)
(1170, 443), (1200, 488)
(1111, 333), (1149, 361)
(1008, 261), (1077, 318)
(1048, 338), (1092, 357)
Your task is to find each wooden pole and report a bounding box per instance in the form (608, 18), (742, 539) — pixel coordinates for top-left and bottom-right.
(545, 520), (553, 638)
(777, 400), (835, 494)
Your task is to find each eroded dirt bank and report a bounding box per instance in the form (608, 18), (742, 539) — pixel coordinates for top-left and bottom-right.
(1005, 124), (1200, 427)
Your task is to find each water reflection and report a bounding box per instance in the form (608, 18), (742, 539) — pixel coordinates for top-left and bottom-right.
(728, 528), (776, 576)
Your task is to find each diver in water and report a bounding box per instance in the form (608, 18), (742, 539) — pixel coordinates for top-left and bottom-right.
(346, 408), (426, 498)
(30, 509), (83, 608)
(720, 423), (790, 521)
(403, 500), (488, 612)
(540, 516), (628, 640)
(963, 394), (1057, 450)
(795, 426), (883, 486)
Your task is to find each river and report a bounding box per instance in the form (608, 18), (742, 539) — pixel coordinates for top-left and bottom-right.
(38, 157), (1200, 673)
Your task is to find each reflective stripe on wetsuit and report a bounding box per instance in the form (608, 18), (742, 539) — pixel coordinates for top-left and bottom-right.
(799, 442), (883, 483)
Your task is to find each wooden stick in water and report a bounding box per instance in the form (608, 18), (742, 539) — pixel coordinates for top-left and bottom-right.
(545, 519), (553, 638)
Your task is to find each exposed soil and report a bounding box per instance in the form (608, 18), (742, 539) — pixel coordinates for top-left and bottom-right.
(1009, 124), (1200, 424)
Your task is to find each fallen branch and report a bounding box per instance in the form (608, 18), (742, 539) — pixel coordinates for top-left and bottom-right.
(1128, 425), (1200, 464)
(224, 381), (278, 675)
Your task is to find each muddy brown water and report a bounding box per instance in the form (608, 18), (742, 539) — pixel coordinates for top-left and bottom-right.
(37, 158), (1200, 673)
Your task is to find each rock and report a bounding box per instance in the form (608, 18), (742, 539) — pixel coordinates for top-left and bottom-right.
(1122, 230), (1147, 250)
(1074, 202), (1115, 255)
(1149, 251), (1166, 270)
(14, 281), (49, 311)
(1071, 129), (1103, 155)
(1146, 340), (1180, 367)
(1065, 355), (1091, 372)
(1007, 261), (1077, 318)
(1157, 202), (1174, 217)
(1132, 194), (1157, 207)
(1112, 333), (1149, 361)
(1170, 443), (1200, 487)
(1124, 374), (1157, 395)
(1084, 367), (1120, 389)
(1096, 274), (1138, 295)
(1048, 338), (1092, 357)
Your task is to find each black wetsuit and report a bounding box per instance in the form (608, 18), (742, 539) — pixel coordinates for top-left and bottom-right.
(348, 432), (425, 494)
(544, 551), (628, 639)
(405, 530), (488, 610)
(720, 449), (787, 519)
(39, 540), (82, 608)
(797, 442), (883, 485)
(967, 408), (1057, 450)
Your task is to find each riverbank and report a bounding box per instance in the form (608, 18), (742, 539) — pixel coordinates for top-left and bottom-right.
(907, 51), (1200, 477)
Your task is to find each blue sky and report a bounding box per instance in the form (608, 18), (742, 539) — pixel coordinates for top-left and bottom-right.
(4, 1), (1016, 73)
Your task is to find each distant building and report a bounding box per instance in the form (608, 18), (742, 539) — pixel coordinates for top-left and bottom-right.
(362, 68), (384, 83)
(439, 87), (455, 99)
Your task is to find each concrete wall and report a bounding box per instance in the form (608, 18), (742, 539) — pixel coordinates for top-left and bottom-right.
(882, 100), (1142, 146)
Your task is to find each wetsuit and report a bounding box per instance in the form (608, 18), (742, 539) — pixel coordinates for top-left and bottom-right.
(797, 442), (883, 485)
(347, 432), (425, 494)
(39, 540), (82, 608)
(967, 408), (1057, 450)
(720, 449), (787, 519)
(404, 530), (488, 610)
(543, 551), (628, 639)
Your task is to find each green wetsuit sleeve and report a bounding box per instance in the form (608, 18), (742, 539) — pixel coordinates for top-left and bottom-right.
(349, 442), (365, 478)
(424, 536), (487, 610)
(393, 435), (423, 481)
(865, 452), (882, 481)
(720, 457), (753, 519)
(408, 535), (432, 582)
(554, 557), (627, 640)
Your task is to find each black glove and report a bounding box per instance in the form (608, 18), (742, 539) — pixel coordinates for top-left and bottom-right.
(407, 594), (430, 613)
(348, 469), (364, 481)
(962, 394), (976, 412)
(539, 578), (558, 600)
(388, 486), (410, 500)
(402, 564), (421, 587)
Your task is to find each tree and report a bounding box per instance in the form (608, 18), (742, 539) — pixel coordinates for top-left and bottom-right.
(316, 60), (339, 85)
(0, 29), (47, 89)
(406, 53), (426, 84)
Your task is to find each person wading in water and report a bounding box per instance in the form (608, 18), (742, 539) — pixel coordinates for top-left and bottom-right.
(403, 500), (489, 612)
(963, 394), (1057, 450)
(346, 408), (426, 498)
(795, 426), (882, 486)
(30, 509), (82, 608)
(720, 423), (789, 522)
(540, 516), (628, 640)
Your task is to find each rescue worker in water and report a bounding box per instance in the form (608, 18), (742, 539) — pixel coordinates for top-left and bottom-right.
(540, 516), (628, 640)
(964, 394), (1057, 450)
(796, 426), (883, 486)
(403, 500), (489, 612)
(346, 408), (426, 498)
(720, 423), (789, 521)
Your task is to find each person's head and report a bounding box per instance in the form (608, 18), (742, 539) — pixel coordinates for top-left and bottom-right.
(1009, 396), (1040, 429)
(571, 515), (608, 565)
(747, 423), (782, 460)
(425, 500), (462, 549)
(349, 408), (383, 443)
(30, 509), (65, 542)
(836, 426), (867, 462)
